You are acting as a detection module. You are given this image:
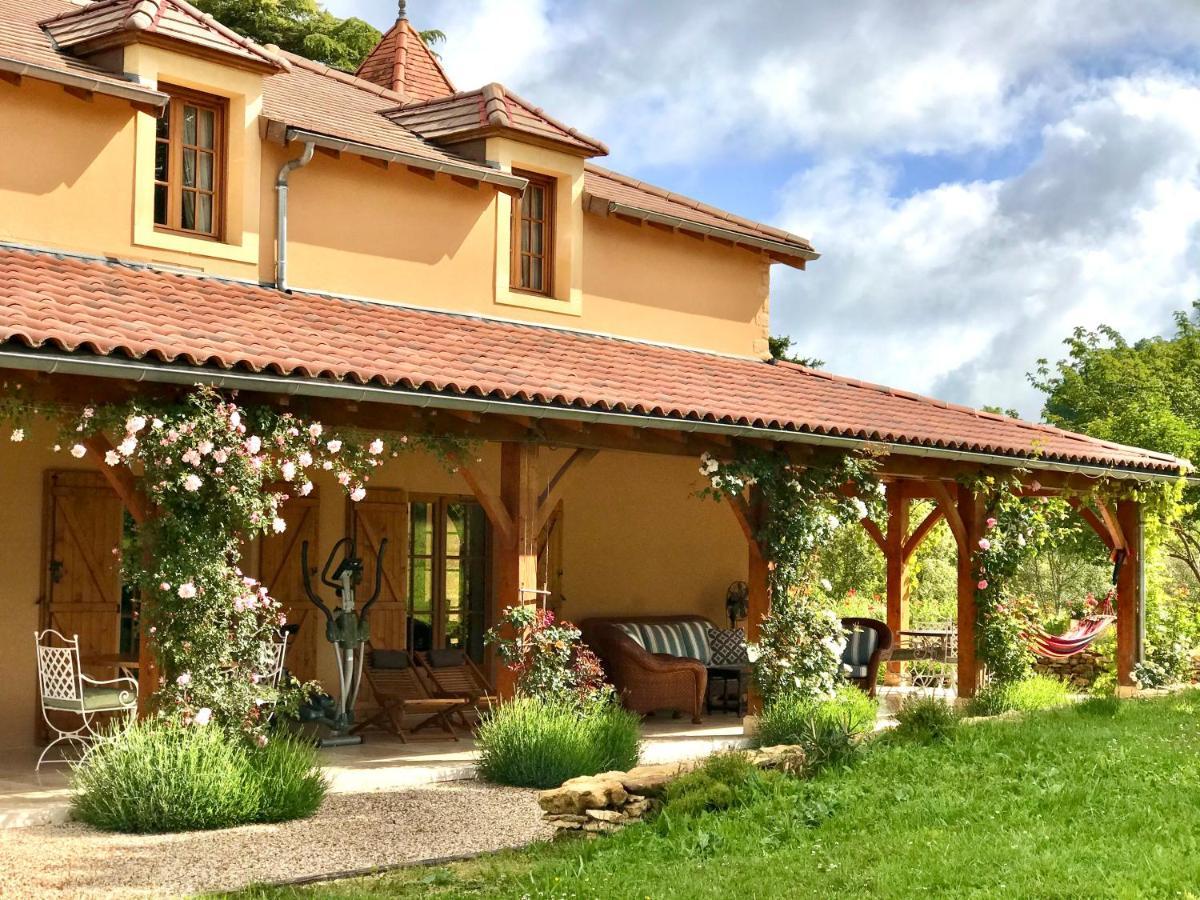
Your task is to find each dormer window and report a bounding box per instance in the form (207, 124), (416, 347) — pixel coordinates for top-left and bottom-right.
(153, 86), (225, 238)
(511, 170), (555, 295)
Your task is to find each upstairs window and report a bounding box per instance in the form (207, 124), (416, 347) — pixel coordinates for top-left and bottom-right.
(511, 170), (555, 295)
(153, 87), (225, 238)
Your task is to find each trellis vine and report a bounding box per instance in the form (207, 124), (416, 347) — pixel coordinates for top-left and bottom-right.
(699, 446), (883, 701)
(7, 384), (468, 737)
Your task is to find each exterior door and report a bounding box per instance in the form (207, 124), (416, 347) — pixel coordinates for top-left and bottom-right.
(42, 471), (127, 659)
(255, 492), (320, 683)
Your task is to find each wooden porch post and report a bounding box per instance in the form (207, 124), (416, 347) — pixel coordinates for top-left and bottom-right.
(1116, 499), (1143, 694)
(955, 483), (982, 698)
(884, 483), (909, 685)
(489, 442), (539, 699)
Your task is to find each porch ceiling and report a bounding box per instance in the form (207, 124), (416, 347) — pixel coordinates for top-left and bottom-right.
(0, 243), (1188, 480)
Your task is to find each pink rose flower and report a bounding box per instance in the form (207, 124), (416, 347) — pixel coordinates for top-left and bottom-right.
(977, 580), (988, 590)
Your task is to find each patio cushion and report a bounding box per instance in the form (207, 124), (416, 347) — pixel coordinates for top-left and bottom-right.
(842, 626), (879, 667)
(426, 648), (467, 668)
(371, 649), (412, 670)
(43, 687), (133, 712)
(620, 621), (710, 663)
(707, 627), (748, 666)
(615, 623), (645, 649)
(845, 665), (869, 679)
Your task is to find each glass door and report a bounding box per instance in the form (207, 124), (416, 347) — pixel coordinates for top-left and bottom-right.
(406, 498), (489, 662)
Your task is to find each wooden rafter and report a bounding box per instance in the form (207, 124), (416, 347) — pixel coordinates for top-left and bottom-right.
(83, 434), (150, 524)
(1065, 497), (1116, 552)
(727, 493), (765, 560)
(1096, 499), (1128, 552)
(860, 516), (887, 553)
(454, 456), (514, 545)
(535, 448), (596, 534)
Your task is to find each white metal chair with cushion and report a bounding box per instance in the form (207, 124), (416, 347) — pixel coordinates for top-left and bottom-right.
(34, 629), (137, 770)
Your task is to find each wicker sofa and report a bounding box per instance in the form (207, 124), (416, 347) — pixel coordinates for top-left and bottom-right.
(580, 615), (712, 724)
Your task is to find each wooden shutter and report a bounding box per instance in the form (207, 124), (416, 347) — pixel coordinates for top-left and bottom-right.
(42, 471), (124, 660)
(348, 490), (409, 652)
(254, 492), (320, 683)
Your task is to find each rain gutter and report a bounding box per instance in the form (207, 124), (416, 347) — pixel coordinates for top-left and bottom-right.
(0, 347), (1188, 485)
(0, 56), (168, 107)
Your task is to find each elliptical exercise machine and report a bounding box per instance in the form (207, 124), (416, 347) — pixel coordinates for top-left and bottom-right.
(298, 536), (386, 747)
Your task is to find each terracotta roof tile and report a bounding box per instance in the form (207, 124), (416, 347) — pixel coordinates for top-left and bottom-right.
(354, 16), (453, 101)
(387, 83), (608, 157)
(39, 0), (285, 69)
(0, 244), (1184, 476)
(584, 163), (816, 257)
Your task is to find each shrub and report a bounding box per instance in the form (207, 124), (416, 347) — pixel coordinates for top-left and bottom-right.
(71, 720), (326, 833)
(758, 686), (876, 769)
(891, 695), (960, 743)
(750, 592), (849, 705)
(1090, 670), (1117, 697)
(968, 675), (1071, 717)
(477, 696), (640, 788)
(661, 752), (779, 819)
(486, 606), (611, 705)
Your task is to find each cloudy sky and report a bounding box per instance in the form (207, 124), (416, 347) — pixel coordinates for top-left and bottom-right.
(330, 0), (1200, 418)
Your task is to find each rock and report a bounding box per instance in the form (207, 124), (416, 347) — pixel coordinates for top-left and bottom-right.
(582, 820), (621, 834)
(538, 778), (627, 814)
(549, 819), (584, 831)
(545, 814), (589, 824)
(620, 762), (693, 797)
(585, 808), (625, 823)
(623, 797), (654, 818)
(750, 744), (806, 774)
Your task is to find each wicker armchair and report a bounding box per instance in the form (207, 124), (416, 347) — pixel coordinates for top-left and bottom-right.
(580, 616), (710, 724)
(840, 617), (893, 698)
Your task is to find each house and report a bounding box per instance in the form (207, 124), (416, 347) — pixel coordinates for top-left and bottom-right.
(0, 0), (1186, 750)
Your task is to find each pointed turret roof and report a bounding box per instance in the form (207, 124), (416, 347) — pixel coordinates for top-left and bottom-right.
(354, 3), (454, 101)
(40, 0), (286, 71)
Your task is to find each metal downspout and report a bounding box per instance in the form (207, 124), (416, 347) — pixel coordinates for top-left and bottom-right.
(275, 141), (315, 292)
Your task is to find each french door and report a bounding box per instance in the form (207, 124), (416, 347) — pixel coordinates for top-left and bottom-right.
(407, 497), (489, 662)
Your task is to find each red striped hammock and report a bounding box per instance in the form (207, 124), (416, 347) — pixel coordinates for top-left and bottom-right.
(1025, 590), (1116, 659)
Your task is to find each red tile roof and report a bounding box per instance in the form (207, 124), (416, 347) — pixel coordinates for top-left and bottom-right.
(0, 244), (1184, 476)
(387, 83), (608, 157)
(584, 165), (816, 260)
(39, 0), (285, 70)
(354, 16), (454, 101)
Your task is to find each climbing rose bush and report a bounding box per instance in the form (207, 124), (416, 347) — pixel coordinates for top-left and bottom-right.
(751, 587), (847, 705)
(69, 387), (412, 734)
(486, 605), (612, 705)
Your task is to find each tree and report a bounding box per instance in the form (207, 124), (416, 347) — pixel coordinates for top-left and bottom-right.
(1031, 303), (1200, 583)
(769, 335), (824, 369)
(195, 0), (445, 71)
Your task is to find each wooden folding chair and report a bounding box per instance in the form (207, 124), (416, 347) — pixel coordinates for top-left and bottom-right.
(354, 648), (466, 742)
(417, 648), (500, 726)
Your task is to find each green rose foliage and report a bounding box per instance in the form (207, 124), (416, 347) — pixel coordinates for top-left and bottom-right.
(698, 447), (881, 703)
(486, 605), (613, 706)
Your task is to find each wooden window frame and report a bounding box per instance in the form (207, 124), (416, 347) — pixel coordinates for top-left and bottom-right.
(510, 169), (556, 297)
(153, 84), (227, 241)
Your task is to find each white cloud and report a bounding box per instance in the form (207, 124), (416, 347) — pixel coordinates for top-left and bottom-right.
(774, 72), (1200, 416)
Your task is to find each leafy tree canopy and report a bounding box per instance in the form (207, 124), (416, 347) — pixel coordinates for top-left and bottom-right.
(1030, 302), (1200, 464)
(769, 335), (824, 369)
(195, 0), (444, 72)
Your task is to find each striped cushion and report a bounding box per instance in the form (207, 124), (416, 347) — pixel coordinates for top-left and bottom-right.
(845, 665), (869, 679)
(842, 626), (879, 668)
(616, 621), (711, 663)
(615, 623), (645, 649)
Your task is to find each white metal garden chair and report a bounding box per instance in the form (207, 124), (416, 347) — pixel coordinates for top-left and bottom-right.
(253, 632), (290, 720)
(34, 629), (137, 770)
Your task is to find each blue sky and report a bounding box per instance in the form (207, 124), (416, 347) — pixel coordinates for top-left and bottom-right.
(329, 0), (1200, 419)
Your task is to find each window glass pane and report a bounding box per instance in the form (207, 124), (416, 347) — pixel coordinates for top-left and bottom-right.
(197, 194), (212, 233)
(156, 103), (170, 139)
(530, 262), (543, 292)
(198, 109), (214, 149)
(154, 141), (168, 182)
(521, 256), (530, 287)
(198, 152), (213, 191)
(446, 504), (466, 557)
(153, 184), (167, 226)
(183, 105), (197, 144)
(531, 222), (543, 255)
(529, 185), (543, 219)
(181, 191), (195, 230)
(410, 502), (433, 556)
(182, 148), (196, 188)
(521, 220), (530, 253)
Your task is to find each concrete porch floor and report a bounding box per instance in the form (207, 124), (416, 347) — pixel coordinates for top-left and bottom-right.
(0, 711), (750, 830)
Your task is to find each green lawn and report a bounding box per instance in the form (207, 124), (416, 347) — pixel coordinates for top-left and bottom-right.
(229, 692), (1200, 899)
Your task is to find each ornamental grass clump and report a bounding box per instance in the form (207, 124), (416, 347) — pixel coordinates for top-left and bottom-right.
(476, 696), (641, 789)
(757, 686), (876, 769)
(968, 674), (1072, 717)
(891, 694), (961, 744)
(71, 720), (326, 833)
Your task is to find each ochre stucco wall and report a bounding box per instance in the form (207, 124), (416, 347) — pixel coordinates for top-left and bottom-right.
(0, 437), (745, 750)
(1, 48), (777, 358)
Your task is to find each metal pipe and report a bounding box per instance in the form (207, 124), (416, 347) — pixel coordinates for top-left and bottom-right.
(275, 141), (315, 292)
(0, 346), (1189, 485)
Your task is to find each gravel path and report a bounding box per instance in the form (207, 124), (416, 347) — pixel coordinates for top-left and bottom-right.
(0, 782), (552, 898)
